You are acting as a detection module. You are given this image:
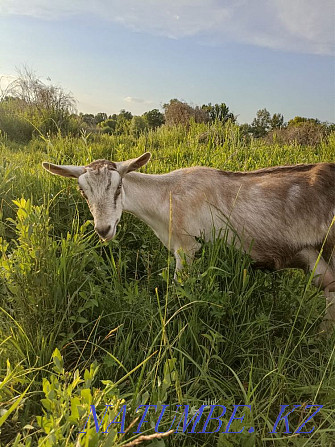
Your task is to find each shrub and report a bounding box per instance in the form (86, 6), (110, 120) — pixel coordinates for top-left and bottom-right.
(267, 121), (329, 146)
(164, 99), (209, 127)
(0, 99), (34, 143)
(0, 68), (80, 141)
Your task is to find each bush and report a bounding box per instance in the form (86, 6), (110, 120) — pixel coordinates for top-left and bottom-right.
(164, 99), (209, 127)
(0, 99), (34, 143)
(267, 121), (329, 146)
(0, 69), (81, 141)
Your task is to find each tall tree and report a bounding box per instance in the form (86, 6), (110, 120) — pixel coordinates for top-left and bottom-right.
(118, 109), (133, 121)
(130, 116), (147, 135)
(250, 108), (271, 137)
(142, 109), (165, 129)
(270, 113), (284, 130)
(202, 102), (235, 123)
(164, 99), (208, 126)
(80, 113), (95, 126)
(95, 112), (108, 124)
(98, 118), (117, 134)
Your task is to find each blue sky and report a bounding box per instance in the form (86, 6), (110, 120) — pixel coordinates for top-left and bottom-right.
(0, 0), (334, 123)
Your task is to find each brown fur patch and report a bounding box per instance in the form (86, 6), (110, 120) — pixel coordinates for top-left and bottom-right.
(86, 159), (117, 170)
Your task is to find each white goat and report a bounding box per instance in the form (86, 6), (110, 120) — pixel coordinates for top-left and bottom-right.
(43, 153), (335, 331)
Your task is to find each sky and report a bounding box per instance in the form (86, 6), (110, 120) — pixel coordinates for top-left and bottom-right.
(0, 0), (334, 123)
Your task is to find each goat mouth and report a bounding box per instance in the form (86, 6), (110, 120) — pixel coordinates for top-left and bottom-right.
(102, 220), (119, 241)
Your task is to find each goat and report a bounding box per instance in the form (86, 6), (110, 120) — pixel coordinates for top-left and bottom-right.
(43, 154), (335, 332)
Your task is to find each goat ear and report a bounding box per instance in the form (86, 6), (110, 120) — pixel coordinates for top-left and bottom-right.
(42, 162), (86, 178)
(117, 152), (151, 176)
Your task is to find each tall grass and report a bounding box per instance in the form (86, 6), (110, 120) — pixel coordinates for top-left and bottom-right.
(0, 122), (335, 446)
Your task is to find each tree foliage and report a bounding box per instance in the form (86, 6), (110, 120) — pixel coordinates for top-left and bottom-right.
(130, 115), (147, 135)
(270, 113), (284, 130)
(250, 108), (271, 137)
(98, 118), (117, 134)
(94, 112), (108, 124)
(142, 108), (165, 129)
(249, 109), (286, 137)
(202, 102), (235, 124)
(288, 116), (320, 127)
(163, 99), (208, 126)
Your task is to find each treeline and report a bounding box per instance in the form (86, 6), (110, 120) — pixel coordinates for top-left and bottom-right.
(79, 101), (233, 135)
(0, 69), (334, 145)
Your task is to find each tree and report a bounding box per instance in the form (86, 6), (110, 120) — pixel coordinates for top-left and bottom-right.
(98, 118), (117, 134)
(96, 110), (134, 135)
(142, 109), (164, 129)
(163, 99), (208, 126)
(130, 116), (147, 136)
(270, 113), (284, 130)
(288, 116), (320, 127)
(94, 112), (108, 124)
(80, 113), (95, 126)
(267, 121), (328, 146)
(250, 108), (271, 137)
(202, 103), (235, 123)
(114, 113), (130, 134)
(118, 109), (133, 121)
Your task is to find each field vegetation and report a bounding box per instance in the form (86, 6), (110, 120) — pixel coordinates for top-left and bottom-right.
(0, 74), (335, 446)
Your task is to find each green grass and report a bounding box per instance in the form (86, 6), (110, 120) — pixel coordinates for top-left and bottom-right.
(0, 122), (335, 446)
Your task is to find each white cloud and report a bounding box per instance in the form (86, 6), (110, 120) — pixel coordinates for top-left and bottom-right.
(124, 97), (154, 108)
(0, 0), (333, 55)
(125, 96), (145, 104)
(274, 0), (334, 55)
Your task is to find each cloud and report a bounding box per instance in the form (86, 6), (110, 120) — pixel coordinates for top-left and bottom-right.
(0, 0), (333, 55)
(274, 0), (334, 55)
(124, 97), (154, 105)
(125, 96), (145, 104)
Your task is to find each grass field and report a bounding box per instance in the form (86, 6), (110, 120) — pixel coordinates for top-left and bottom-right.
(0, 121), (335, 446)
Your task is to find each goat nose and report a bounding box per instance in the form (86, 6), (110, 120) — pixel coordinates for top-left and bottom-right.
(95, 225), (111, 239)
